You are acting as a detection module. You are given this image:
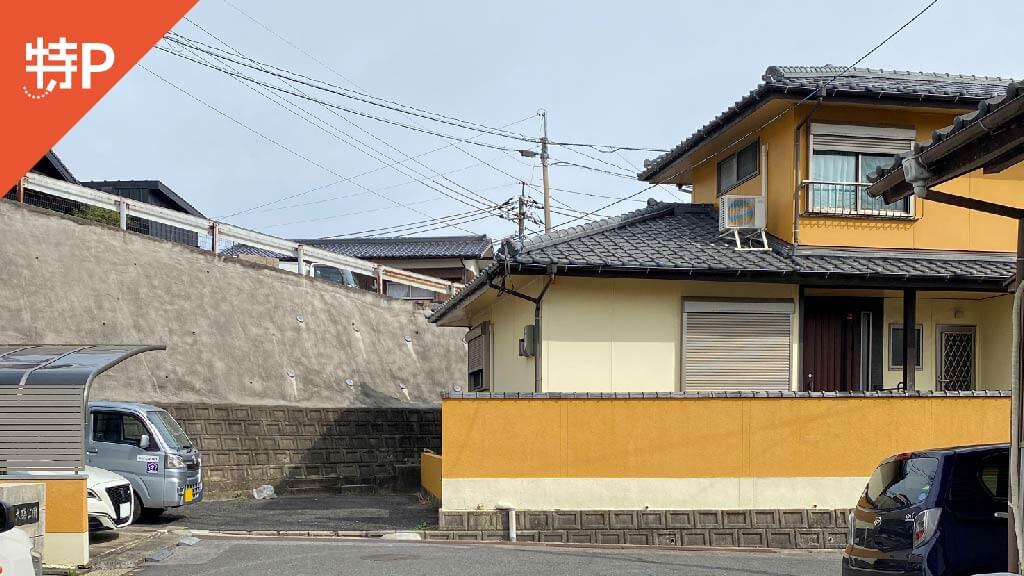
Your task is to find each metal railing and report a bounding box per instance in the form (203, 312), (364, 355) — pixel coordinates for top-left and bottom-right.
(802, 180), (913, 218)
(13, 173), (462, 295)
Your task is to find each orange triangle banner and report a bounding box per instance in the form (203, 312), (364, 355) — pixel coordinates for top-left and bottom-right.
(0, 0), (197, 190)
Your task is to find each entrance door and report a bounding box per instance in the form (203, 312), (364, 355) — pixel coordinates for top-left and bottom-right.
(936, 325), (976, 391)
(803, 297), (881, 391)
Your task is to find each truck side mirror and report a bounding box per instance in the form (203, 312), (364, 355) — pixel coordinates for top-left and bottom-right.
(139, 434), (150, 450)
(0, 501), (15, 533)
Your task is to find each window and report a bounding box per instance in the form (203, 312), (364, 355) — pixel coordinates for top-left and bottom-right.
(717, 140), (759, 195)
(466, 322), (491, 391)
(979, 453), (1008, 500)
(682, 299), (793, 391)
(808, 123), (914, 216)
(862, 457), (939, 511)
(93, 411), (152, 448)
(386, 282), (435, 300)
(313, 264), (357, 288)
(888, 324), (923, 370)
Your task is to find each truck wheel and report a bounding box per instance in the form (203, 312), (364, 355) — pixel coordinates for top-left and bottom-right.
(141, 507), (165, 520)
(132, 493), (144, 524)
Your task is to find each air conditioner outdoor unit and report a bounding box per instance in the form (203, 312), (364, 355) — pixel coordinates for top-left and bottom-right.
(719, 196), (766, 230)
(718, 195), (770, 251)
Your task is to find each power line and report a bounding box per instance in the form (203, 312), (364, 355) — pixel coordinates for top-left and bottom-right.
(548, 160), (637, 179)
(538, 0), (941, 233)
(144, 51), (482, 235)
(164, 25), (512, 229)
(183, 13), (542, 233)
(161, 31), (670, 154)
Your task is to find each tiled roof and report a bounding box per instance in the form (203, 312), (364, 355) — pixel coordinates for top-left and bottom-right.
(221, 235), (493, 260)
(428, 201), (1014, 323)
(638, 66), (1013, 181)
(867, 80), (1024, 197)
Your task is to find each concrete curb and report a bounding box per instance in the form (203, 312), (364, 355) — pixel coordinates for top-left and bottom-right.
(200, 530), (792, 554)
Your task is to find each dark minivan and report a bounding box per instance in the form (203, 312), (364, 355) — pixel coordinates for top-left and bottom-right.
(843, 444), (1008, 576)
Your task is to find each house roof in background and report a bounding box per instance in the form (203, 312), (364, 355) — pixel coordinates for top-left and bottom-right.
(220, 235), (495, 261)
(428, 200), (1014, 323)
(82, 180), (205, 218)
(638, 66), (1014, 181)
(30, 150), (78, 184)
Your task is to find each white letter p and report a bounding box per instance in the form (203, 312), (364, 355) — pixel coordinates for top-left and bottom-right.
(81, 43), (114, 89)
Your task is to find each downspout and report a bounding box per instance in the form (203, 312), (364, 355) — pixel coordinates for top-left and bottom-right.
(488, 263), (557, 393)
(791, 86), (824, 256)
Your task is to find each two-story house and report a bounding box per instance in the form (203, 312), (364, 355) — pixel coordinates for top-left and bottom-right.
(430, 66), (1022, 395)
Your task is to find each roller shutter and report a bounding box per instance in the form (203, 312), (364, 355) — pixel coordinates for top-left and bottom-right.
(682, 300), (793, 392)
(810, 123), (915, 155)
(466, 322), (491, 391)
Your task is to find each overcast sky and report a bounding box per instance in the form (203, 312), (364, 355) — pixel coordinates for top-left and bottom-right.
(54, 0), (1022, 241)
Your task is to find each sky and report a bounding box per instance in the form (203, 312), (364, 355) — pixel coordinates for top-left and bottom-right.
(55, 0), (1023, 242)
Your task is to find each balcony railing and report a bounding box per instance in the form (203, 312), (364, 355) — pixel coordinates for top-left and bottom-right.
(802, 180), (913, 219)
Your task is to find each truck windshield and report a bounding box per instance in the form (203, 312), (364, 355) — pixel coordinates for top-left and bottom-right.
(147, 410), (192, 451)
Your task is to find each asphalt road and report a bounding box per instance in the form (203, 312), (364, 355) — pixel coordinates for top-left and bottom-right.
(136, 494), (437, 531)
(137, 537), (842, 576)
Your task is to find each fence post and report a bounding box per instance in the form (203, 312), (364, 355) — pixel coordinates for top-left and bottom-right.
(16, 177), (24, 203)
(296, 245), (305, 276)
(209, 222), (219, 254)
(117, 199), (128, 230)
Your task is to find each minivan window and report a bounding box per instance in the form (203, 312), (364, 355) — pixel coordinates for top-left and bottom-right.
(979, 453), (1008, 500)
(864, 457), (939, 511)
(93, 411), (151, 447)
(147, 410), (192, 451)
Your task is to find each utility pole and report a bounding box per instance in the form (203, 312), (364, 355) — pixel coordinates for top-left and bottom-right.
(517, 182), (527, 240)
(539, 110), (552, 232)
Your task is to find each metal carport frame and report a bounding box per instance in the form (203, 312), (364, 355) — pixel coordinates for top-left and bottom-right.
(0, 344), (165, 474)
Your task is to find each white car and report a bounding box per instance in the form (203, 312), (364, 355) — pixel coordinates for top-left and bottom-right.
(86, 466), (134, 530)
(0, 500), (41, 576)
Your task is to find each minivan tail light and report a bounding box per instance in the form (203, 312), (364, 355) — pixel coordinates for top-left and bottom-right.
(913, 508), (941, 548)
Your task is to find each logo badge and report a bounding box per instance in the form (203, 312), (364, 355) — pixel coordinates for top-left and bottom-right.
(23, 37), (114, 100)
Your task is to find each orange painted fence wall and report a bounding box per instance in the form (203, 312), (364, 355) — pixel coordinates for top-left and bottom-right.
(442, 396), (1009, 480)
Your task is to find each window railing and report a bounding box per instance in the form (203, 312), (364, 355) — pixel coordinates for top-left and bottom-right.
(802, 180), (913, 218)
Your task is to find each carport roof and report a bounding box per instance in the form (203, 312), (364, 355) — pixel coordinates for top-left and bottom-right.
(0, 344), (165, 386)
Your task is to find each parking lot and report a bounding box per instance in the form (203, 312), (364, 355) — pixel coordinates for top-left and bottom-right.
(134, 537), (842, 576)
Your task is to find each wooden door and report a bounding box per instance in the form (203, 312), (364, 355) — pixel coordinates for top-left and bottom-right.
(803, 299), (861, 392)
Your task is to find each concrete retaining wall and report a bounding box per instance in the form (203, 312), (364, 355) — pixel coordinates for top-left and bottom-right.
(0, 200), (466, 408)
(162, 404), (440, 496)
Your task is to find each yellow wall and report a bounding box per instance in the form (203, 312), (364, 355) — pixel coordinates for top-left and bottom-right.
(689, 101), (1023, 252)
(881, 294), (1013, 391)
(469, 277), (798, 393)
(441, 396), (1009, 510)
(421, 452), (442, 500)
(4, 477), (86, 533)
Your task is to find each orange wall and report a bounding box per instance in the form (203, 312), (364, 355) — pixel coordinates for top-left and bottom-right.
(5, 477), (87, 533)
(421, 452), (442, 499)
(442, 397), (1008, 479)
(690, 101), (1023, 252)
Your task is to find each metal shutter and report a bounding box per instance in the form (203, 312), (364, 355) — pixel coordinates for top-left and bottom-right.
(465, 322), (491, 391)
(682, 301), (793, 392)
(810, 123), (915, 155)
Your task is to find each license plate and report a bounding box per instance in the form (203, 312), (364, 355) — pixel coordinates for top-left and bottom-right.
(184, 487), (193, 503)
(119, 502), (130, 520)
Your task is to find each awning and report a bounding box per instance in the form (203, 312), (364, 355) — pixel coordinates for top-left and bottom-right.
(0, 344), (165, 473)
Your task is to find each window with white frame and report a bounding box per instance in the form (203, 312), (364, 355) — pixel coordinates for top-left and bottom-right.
(385, 282), (435, 300)
(808, 123), (915, 216)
